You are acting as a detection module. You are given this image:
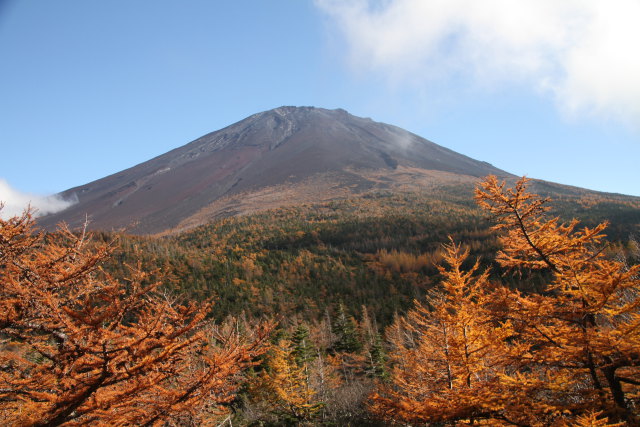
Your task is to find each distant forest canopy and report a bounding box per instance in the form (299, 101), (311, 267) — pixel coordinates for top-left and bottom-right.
(91, 181), (640, 326)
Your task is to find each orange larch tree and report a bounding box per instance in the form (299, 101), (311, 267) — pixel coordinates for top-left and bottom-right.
(476, 176), (640, 424)
(371, 239), (525, 424)
(373, 176), (640, 425)
(0, 208), (273, 426)
(251, 338), (321, 423)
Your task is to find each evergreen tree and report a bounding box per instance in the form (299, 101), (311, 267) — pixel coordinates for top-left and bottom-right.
(367, 332), (388, 380)
(291, 323), (315, 367)
(331, 303), (362, 354)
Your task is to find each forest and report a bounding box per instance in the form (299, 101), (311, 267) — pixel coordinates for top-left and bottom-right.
(2, 176), (640, 426)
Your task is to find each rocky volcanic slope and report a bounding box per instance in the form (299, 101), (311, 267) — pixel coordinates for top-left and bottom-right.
(39, 106), (510, 234)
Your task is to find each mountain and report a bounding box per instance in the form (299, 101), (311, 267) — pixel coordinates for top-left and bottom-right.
(39, 106), (513, 234)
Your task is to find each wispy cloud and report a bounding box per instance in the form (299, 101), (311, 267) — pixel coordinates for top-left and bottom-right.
(315, 0), (640, 126)
(0, 179), (76, 220)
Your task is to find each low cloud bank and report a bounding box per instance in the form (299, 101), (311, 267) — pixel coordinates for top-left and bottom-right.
(315, 0), (640, 126)
(0, 179), (76, 220)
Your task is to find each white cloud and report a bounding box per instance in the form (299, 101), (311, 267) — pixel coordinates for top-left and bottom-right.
(0, 179), (75, 220)
(315, 0), (640, 126)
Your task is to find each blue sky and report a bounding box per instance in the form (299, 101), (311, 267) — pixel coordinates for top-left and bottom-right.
(1, 0), (639, 216)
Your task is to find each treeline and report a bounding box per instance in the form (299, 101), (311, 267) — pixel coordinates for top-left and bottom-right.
(2, 179), (640, 425)
(97, 190), (499, 325)
(96, 185), (639, 326)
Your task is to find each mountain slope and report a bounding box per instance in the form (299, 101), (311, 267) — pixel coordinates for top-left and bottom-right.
(39, 106), (510, 234)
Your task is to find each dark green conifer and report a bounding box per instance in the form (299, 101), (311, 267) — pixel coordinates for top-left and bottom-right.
(291, 323), (315, 366)
(331, 303), (362, 353)
(367, 332), (388, 380)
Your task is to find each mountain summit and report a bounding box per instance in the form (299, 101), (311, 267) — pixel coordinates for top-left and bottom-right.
(39, 107), (510, 234)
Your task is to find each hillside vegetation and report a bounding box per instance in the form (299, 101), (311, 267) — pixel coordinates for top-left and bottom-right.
(99, 182), (640, 325)
(4, 178), (640, 425)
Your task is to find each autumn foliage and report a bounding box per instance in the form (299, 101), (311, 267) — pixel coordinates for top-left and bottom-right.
(0, 209), (272, 426)
(2, 175), (638, 425)
(251, 338), (321, 422)
(372, 176), (640, 425)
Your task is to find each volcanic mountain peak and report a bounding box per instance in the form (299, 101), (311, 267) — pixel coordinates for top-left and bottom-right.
(175, 106), (301, 156)
(39, 106), (510, 234)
